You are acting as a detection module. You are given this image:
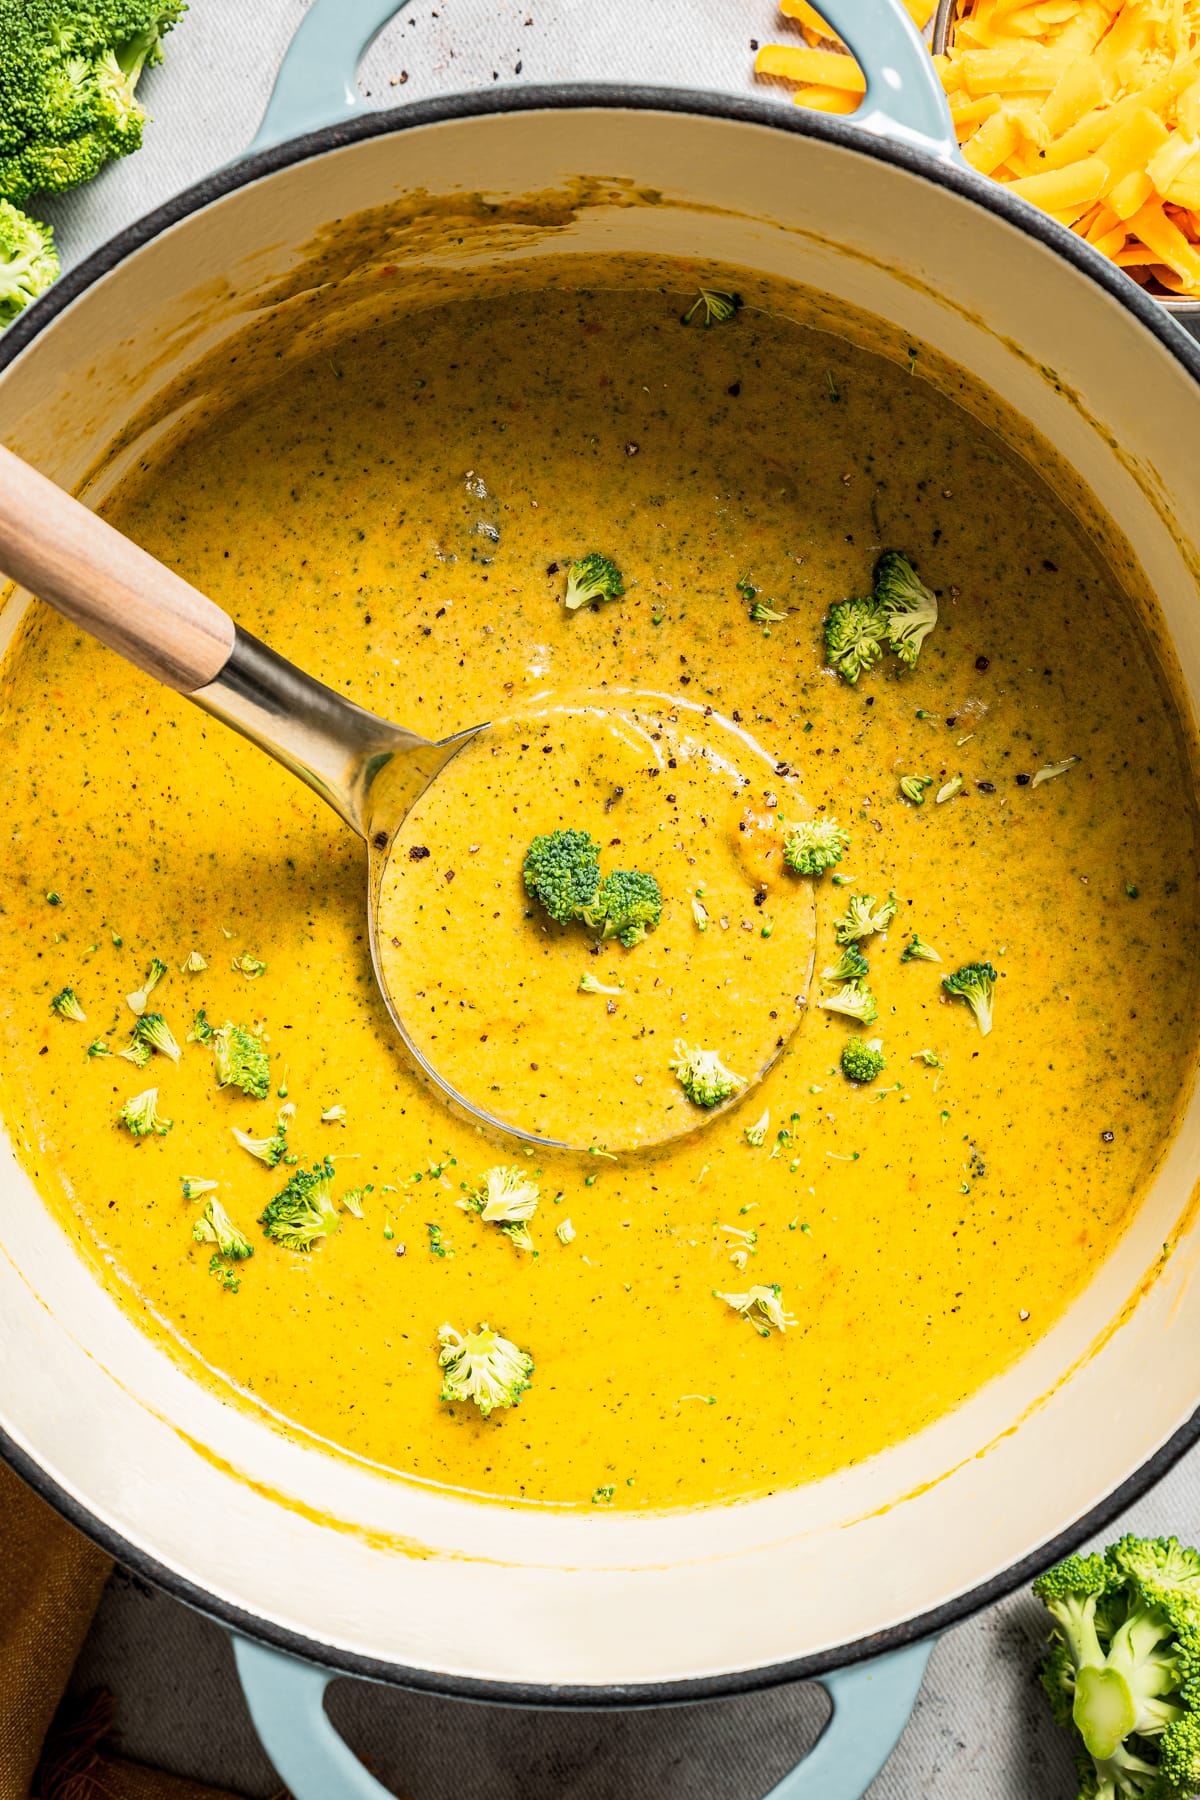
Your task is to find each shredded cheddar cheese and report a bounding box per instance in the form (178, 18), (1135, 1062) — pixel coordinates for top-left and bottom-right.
(755, 0), (1200, 300)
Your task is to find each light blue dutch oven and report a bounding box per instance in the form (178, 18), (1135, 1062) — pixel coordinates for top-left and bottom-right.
(4, 2), (1200, 1795)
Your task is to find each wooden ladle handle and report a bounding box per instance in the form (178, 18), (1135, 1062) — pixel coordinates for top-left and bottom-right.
(0, 445), (235, 693)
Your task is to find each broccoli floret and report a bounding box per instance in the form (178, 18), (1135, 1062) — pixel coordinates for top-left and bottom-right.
(125, 955), (166, 1015)
(115, 1033), (152, 1068)
(822, 945), (869, 982)
(942, 960), (997, 1035)
(783, 817), (849, 876)
(437, 1321), (533, 1417)
(899, 774), (933, 805)
(180, 948), (207, 972)
(321, 1103), (346, 1124)
(340, 1184), (372, 1218)
(819, 979), (878, 1026)
(874, 550), (938, 669)
(259, 1158), (339, 1253)
(834, 891), (898, 945)
(669, 1040), (745, 1108)
(192, 1196), (252, 1260)
(523, 828), (602, 925)
(749, 600), (787, 628)
(117, 1085), (171, 1137)
(1034, 1536), (1200, 1800)
(0, 200), (57, 326)
(592, 867), (663, 947)
(901, 933), (941, 963)
(187, 1007), (215, 1045)
(231, 1105), (291, 1167)
(715, 1284), (794, 1336)
(134, 1010), (181, 1062)
(743, 1108), (769, 1147)
(180, 1176), (217, 1201)
(50, 985), (85, 1022)
(842, 1038), (886, 1083)
(0, 2), (182, 212)
(825, 596), (888, 686)
(681, 288), (742, 326)
(579, 970), (621, 995)
(211, 1022), (270, 1099)
(231, 951), (266, 978)
(563, 553), (625, 611)
(87, 1039), (111, 1058)
(464, 1165), (539, 1253)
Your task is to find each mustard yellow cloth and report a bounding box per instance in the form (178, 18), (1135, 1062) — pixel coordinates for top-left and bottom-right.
(0, 1461), (239, 1800)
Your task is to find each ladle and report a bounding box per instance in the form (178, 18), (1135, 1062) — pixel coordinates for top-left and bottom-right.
(0, 446), (814, 1153)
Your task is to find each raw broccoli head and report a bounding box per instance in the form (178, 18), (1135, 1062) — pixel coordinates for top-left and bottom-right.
(824, 596), (887, 686)
(523, 828), (602, 925)
(212, 1022), (270, 1099)
(1034, 1536), (1200, 1800)
(259, 1157), (339, 1253)
(874, 550), (938, 670)
(563, 553), (625, 611)
(783, 816), (849, 876)
(841, 1038), (886, 1084)
(669, 1040), (744, 1108)
(942, 960), (997, 1035)
(594, 867), (663, 947)
(0, 199), (57, 325)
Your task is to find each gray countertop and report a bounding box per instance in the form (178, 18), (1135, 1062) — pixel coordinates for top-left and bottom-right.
(33, 3), (1200, 1794)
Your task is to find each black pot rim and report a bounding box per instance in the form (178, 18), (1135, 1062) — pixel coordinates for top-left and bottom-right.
(4, 79), (1200, 1708)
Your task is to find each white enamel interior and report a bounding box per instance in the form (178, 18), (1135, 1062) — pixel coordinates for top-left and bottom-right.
(2, 104), (1200, 1690)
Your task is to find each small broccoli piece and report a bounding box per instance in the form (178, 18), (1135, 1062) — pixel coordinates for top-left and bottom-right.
(819, 979), (878, 1026)
(743, 1108), (769, 1147)
(231, 951), (266, 978)
(822, 945), (869, 982)
(841, 1038), (886, 1084)
(556, 1217), (576, 1245)
(231, 1106), (291, 1167)
(125, 957), (167, 1015)
(579, 970), (621, 995)
(692, 895), (709, 932)
(749, 600), (787, 632)
(259, 1158), (339, 1252)
(834, 891), (899, 944)
(134, 1011), (181, 1062)
(211, 1022), (270, 1099)
(825, 596), (888, 686)
(563, 553), (625, 611)
(180, 948), (207, 973)
(340, 1184), (372, 1219)
(669, 1040), (745, 1108)
(593, 867), (663, 947)
(180, 1176), (217, 1201)
(715, 1284), (794, 1336)
(874, 551), (938, 668)
(1034, 1536), (1200, 1800)
(783, 817), (849, 876)
(0, 201), (57, 326)
(523, 828), (602, 925)
(321, 1103), (346, 1124)
(681, 288), (742, 326)
(942, 960), (997, 1035)
(50, 985), (85, 1022)
(115, 1034), (152, 1068)
(117, 1086), (171, 1137)
(899, 774), (933, 805)
(192, 1197), (253, 1260)
(437, 1321), (534, 1417)
(464, 1165), (539, 1253)
(901, 933), (942, 963)
(87, 1039), (111, 1058)
(187, 1008), (215, 1045)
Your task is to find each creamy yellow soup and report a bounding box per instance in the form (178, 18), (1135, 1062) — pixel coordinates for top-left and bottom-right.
(1, 273), (1197, 1512)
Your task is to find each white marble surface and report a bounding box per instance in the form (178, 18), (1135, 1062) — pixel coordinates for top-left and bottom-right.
(29, 2), (1200, 1794)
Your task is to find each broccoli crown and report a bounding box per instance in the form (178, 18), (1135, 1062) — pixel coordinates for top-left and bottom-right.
(783, 816), (850, 876)
(942, 960), (997, 1035)
(669, 1039), (745, 1108)
(834, 890), (898, 945)
(0, 2), (182, 208)
(825, 596), (887, 686)
(134, 1010), (181, 1062)
(593, 867), (663, 946)
(819, 978), (878, 1026)
(50, 984), (85, 1021)
(822, 944), (869, 982)
(117, 1084), (170, 1136)
(212, 1022), (270, 1099)
(841, 1038), (886, 1083)
(192, 1196), (253, 1261)
(874, 551), (939, 669)
(0, 199), (57, 325)
(523, 828), (602, 925)
(437, 1321), (534, 1417)
(259, 1157), (339, 1253)
(1034, 1536), (1200, 1800)
(563, 553), (625, 611)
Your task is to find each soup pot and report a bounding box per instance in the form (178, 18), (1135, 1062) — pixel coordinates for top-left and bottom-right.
(4, 3), (1200, 1795)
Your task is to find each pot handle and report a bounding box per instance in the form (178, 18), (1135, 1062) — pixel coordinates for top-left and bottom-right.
(232, 1632), (934, 1800)
(250, 0), (958, 163)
